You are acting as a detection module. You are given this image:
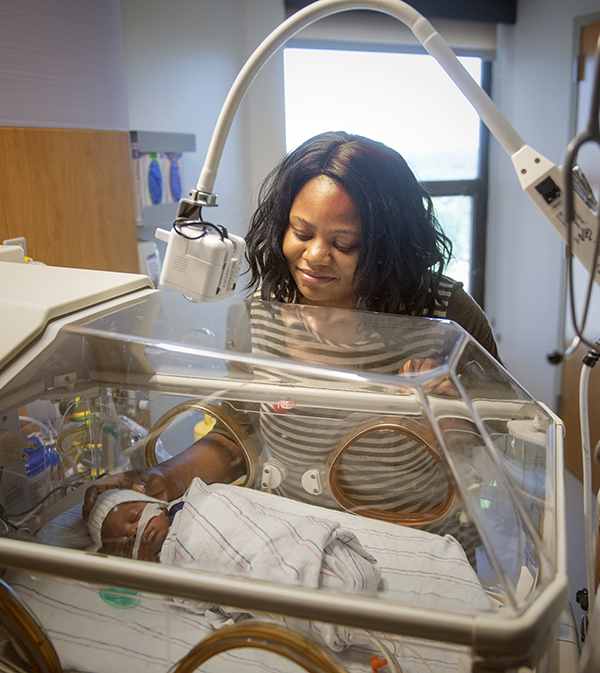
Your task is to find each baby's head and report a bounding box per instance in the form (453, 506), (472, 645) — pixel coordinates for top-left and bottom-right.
(88, 489), (169, 562)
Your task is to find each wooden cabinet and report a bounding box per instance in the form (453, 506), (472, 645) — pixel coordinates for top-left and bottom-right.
(0, 127), (139, 273)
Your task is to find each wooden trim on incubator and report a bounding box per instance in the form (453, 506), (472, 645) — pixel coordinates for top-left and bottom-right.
(0, 127), (139, 272)
(170, 621), (348, 673)
(143, 400), (261, 489)
(0, 579), (62, 673)
(326, 417), (455, 525)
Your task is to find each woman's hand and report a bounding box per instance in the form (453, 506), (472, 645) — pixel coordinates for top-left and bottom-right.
(82, 468), (167, 522)
(399, 357), (439, 376)
(82, 433), (245, 522)
(398, 357), (458, 397)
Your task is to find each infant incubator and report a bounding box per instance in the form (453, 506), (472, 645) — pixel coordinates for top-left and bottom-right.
(0, 261), (570, 673)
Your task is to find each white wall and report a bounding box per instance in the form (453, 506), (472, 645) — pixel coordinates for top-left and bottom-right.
(486, 0), (600, 631)
(0, 0), (129, 129)
(120, 0), (286, 241)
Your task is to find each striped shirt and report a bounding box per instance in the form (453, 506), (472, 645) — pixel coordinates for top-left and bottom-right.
(215, 277), (487, 564)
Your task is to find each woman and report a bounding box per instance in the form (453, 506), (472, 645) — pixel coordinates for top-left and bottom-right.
(84, 132), (499, 558)
(245, 131), (498, 357)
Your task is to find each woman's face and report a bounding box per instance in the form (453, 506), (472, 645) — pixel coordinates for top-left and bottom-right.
(283, 176), (361, 310)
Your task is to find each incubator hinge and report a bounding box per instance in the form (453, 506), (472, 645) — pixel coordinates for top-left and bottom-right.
(261, 458), (286, 491)
(301, 469), (324, 496)
(53, 372), (78, 391)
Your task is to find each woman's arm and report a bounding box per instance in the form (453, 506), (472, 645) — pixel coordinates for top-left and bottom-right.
(159, 432), (246, 498)
(82, 432), (245, 521)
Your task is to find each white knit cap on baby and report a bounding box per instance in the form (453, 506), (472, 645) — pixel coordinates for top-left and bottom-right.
(88, 488), (166, 548)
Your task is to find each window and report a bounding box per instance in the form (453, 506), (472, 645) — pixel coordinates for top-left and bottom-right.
(283, 47), (491, 303)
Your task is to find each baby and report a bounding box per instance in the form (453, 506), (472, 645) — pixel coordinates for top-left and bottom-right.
(88, 479), (381, 593)
(88, 477), (381, 593)
(88, 489), (170, 562)
(89, 478), (384, 652)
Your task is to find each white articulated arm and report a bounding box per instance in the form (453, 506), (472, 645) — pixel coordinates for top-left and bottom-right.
(191, 0), (598, 289)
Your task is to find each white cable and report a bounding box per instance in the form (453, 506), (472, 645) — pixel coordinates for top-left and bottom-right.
(580, 361), (596, 613)
(18, 415), (52, 438)
(196, 0), (524, 196)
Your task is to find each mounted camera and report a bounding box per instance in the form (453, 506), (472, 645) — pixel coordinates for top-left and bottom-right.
(155, 210), (245, 303)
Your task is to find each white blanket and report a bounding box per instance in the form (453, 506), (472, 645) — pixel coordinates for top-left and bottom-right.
(161, 479), (383, 651)
(160, 478), (382, 594)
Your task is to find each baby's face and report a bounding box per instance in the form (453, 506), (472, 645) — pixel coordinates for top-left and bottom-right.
(100, 501), (169, 562)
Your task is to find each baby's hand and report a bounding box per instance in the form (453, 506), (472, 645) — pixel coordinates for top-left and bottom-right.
(82, 469), (167, 521)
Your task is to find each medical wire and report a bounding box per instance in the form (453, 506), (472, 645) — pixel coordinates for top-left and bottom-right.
(4, 470), (92, 525)
(595, 486), (600, 594)
(5, 485), (65, 521)
(561, 32), (600, 627)
(563, 34), (600, 352)
(580, 350), (600, 615)
(564, 219), (600, 352)
(18, 416), (54, 439)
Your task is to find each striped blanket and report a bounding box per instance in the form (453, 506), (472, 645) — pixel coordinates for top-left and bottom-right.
(161, 479), (383, 651)
(160, 478), (382, 594)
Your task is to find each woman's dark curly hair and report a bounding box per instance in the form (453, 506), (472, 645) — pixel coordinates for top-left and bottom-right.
(244, 131), (453, 315)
